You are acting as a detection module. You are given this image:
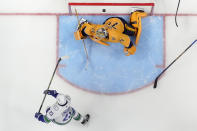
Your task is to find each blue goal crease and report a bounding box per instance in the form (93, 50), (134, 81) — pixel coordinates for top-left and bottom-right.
(58, 15), (164, 94)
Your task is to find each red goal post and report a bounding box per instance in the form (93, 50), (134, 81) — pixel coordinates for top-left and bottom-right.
(68, 2), (155, 15)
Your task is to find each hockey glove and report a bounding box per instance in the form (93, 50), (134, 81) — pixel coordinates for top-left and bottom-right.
(35, 112), (51, 123)
(35, 112), (42, 119)
(43, 90), (58, 98)
(77, 18), (88, 30)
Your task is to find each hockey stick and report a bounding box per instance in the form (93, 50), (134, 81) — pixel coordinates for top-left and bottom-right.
(75, 8), (89, 70)
(175, 0), (181, 27)
(38, 56), (67, 113)
(153, 39), (197, 89)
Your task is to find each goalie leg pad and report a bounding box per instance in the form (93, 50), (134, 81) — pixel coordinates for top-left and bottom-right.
(124, 45), (136, 56)
(130, 11), (147, 29)
(129, 11), (147, 45)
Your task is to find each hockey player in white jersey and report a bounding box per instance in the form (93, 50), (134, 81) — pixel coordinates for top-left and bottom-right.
(35, 90), (90, 125)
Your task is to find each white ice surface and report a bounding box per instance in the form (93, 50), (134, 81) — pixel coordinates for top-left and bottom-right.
(0, 0), (197, 131)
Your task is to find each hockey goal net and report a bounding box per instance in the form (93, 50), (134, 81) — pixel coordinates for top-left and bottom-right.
(68, 2), (155, 15)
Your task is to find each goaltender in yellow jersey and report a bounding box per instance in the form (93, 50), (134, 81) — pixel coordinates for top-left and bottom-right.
(74, 9), (147, 56)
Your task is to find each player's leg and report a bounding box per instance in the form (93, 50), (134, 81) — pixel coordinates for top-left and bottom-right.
(71, 108), (90, 125)
(124, 41), (136, 56)
(130, 9), (147, 29)
(119, 34), (136, 55)
(130, 9), (147, 45)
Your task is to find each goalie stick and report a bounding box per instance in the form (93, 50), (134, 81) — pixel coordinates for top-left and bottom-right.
(75, 8), (89, 70)
(153, 39), (197, 89)
(38, 56), (67, 113)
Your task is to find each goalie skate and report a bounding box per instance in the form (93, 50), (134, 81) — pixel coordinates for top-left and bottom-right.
(130, 7), (145, 13)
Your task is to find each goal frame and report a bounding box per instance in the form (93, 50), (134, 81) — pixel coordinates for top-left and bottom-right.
(68, 2), (155, 15)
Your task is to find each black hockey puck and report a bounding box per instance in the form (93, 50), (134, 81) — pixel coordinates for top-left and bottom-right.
(102, 9), (106, 12)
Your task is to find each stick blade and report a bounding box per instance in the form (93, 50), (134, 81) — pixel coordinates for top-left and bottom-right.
(153, 77), (159, 89)
(61, 56), (69, 60)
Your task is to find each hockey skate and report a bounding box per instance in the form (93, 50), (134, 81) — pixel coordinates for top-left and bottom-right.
(81, 114), (90, 125)
(130, 7), (145, 14)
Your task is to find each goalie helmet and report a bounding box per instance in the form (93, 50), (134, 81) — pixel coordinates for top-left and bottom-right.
(96, 28), (108, 38)
(56, 94), (68, 106)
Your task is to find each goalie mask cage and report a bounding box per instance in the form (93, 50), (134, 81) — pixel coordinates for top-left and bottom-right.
(68, 2), (155, 15)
